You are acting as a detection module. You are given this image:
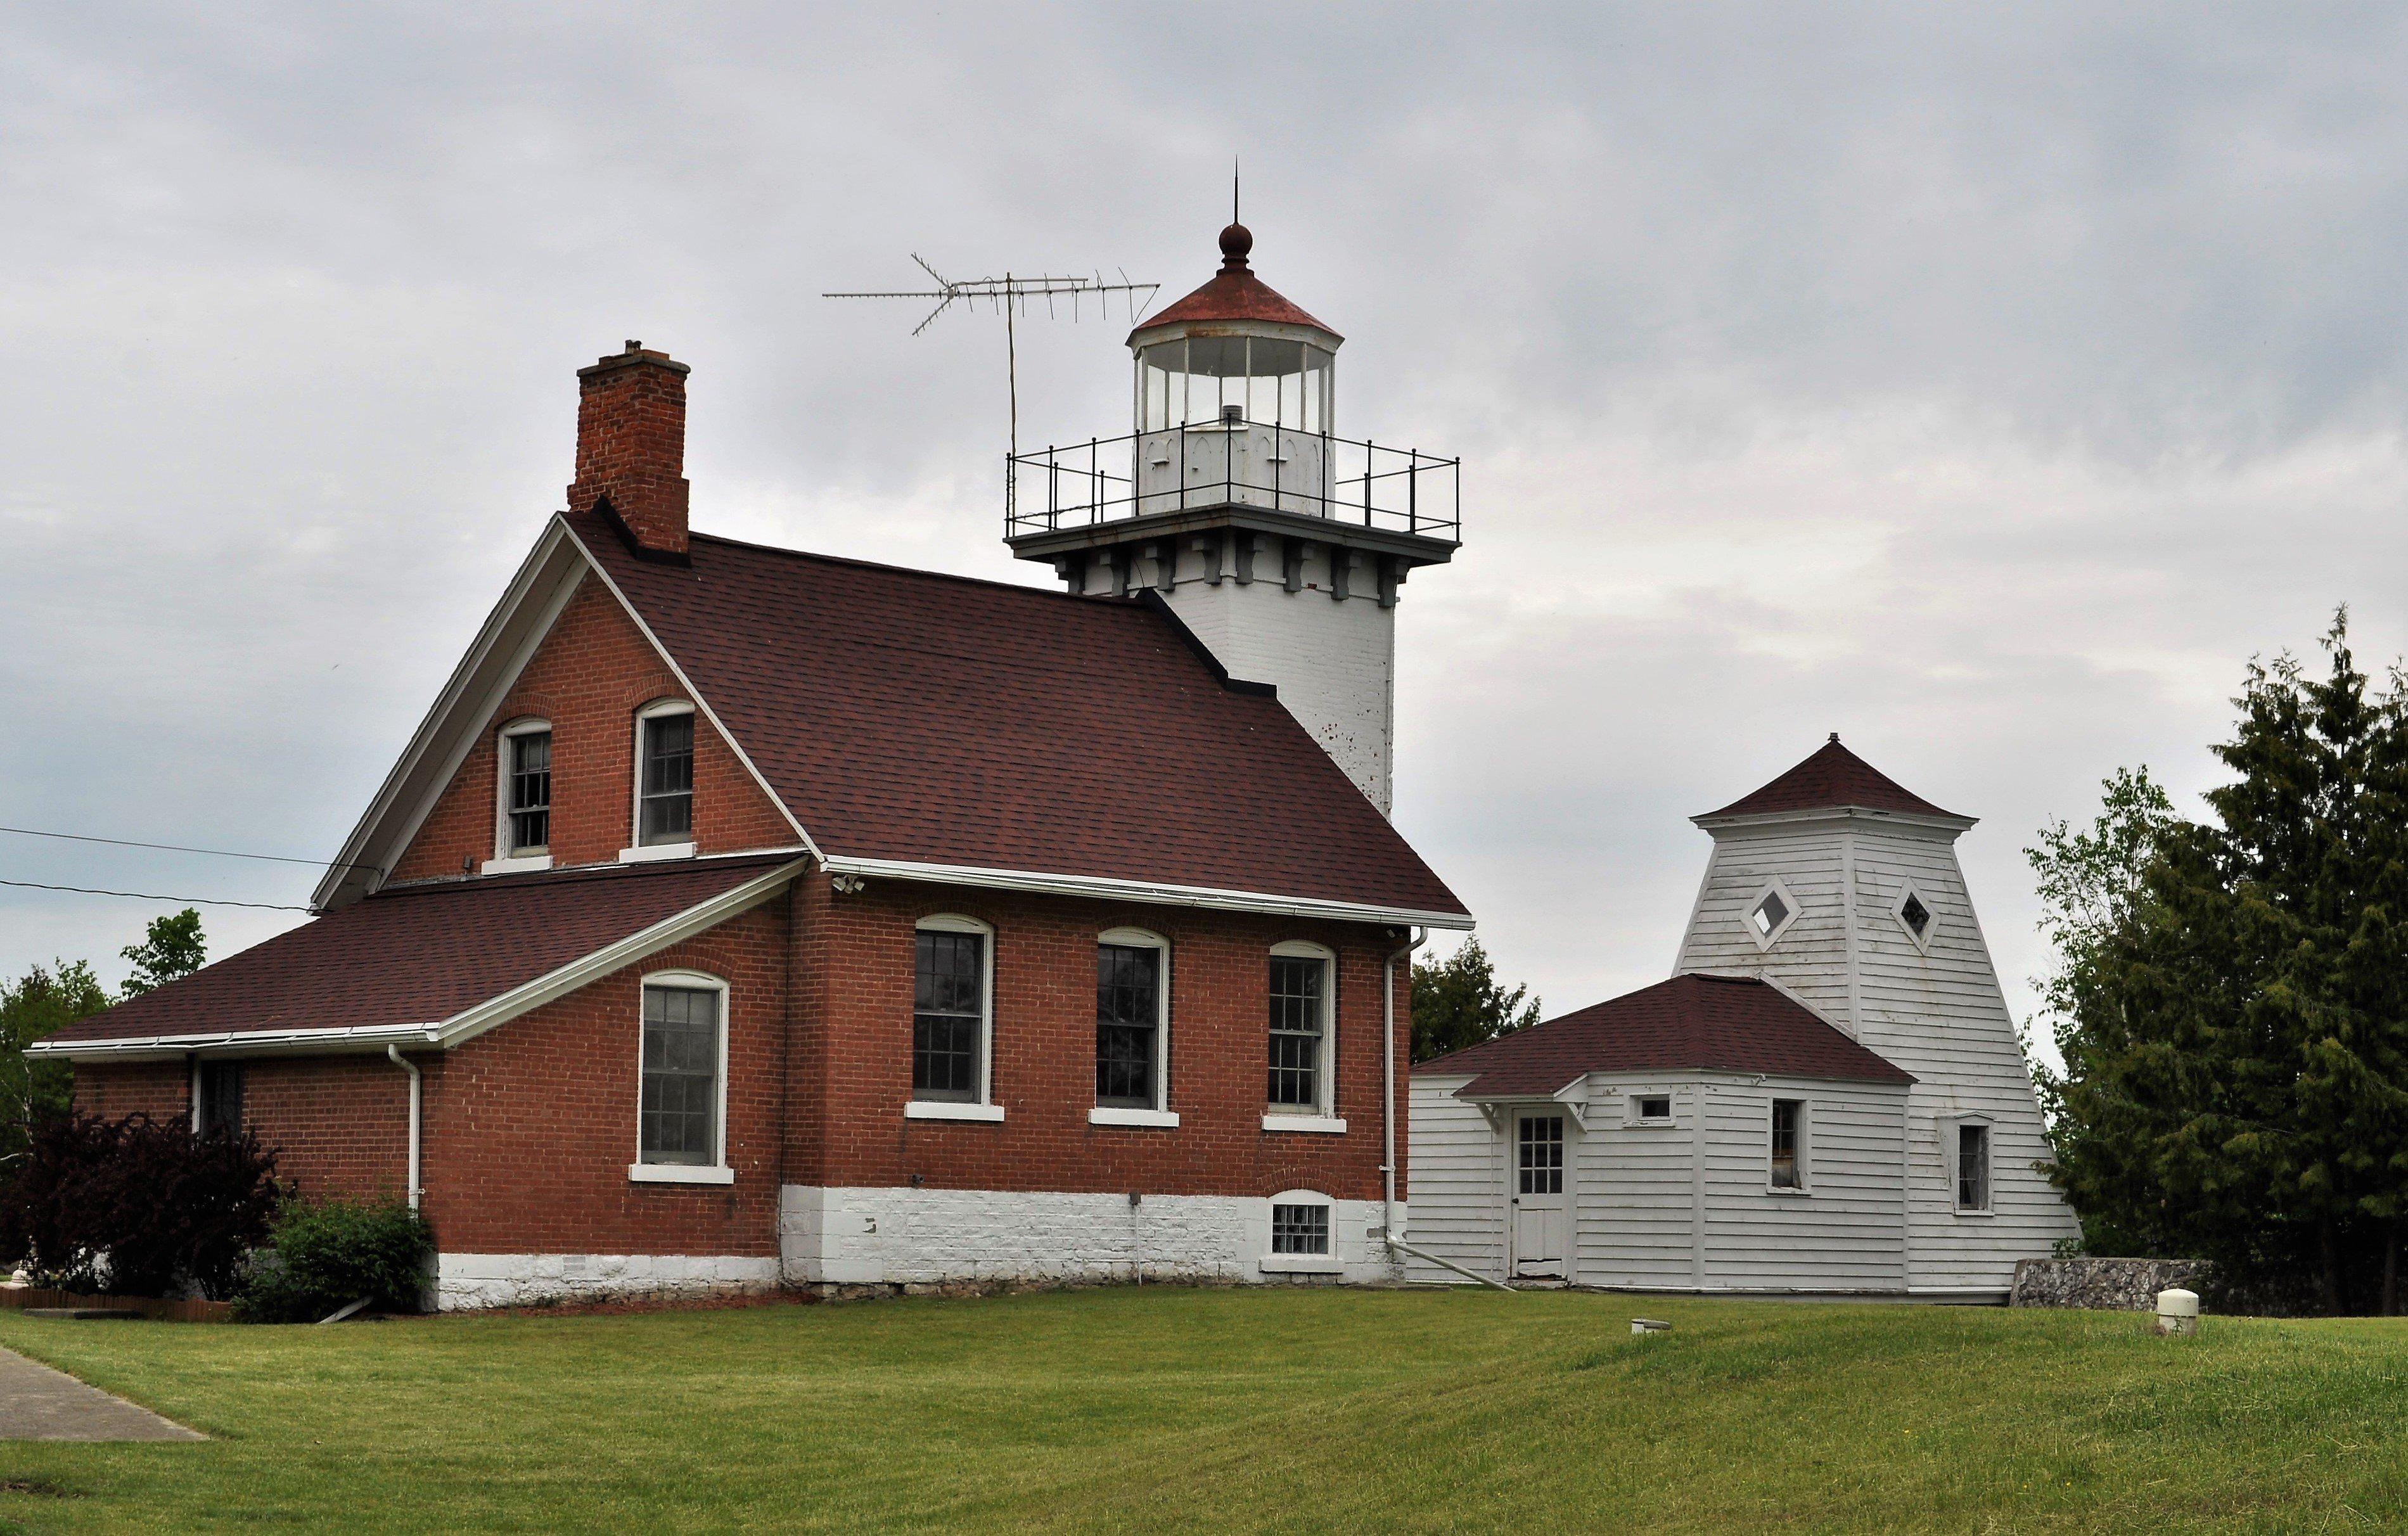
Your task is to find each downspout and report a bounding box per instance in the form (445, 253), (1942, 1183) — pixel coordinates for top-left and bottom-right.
(387, 1045), (422, 1212)
(1381, 926), (1426, 1245)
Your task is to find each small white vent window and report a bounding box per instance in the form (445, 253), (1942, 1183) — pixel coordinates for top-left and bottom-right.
(1751, 890), (1790, 937)
(1893, 885), (1938, 950)
(1633, 1094), (1672, 1124)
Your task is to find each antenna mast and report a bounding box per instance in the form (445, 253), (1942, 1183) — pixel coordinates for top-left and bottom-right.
(824, 257), (1160, 463)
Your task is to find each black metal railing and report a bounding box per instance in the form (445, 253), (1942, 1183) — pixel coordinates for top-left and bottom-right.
(1004, 420), (1461, 543)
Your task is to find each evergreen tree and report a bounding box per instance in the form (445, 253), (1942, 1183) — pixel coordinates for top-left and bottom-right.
(1410, 938), (1541, 1063)
(119, 909), (206, 999)
(2035, 613), (2408, 1312)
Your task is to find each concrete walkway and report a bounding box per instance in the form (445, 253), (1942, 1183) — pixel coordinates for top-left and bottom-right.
(0, 1347), (203, 1441)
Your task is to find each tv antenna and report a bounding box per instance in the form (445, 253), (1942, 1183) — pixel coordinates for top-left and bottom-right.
(824, 257), (1161, 461)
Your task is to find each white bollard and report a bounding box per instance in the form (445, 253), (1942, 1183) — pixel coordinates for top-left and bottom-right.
(2155, 1287), (2200, 1336)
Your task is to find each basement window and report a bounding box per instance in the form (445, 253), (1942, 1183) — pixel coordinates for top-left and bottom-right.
(1271, 1202), (1331, 1256)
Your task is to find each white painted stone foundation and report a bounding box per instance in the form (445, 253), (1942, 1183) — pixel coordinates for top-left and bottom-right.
(435, 1251), (781, 1311)
(779, 1186), (1406, 1287)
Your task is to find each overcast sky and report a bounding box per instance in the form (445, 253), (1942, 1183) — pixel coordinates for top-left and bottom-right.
(4, 5), (2403, 1064)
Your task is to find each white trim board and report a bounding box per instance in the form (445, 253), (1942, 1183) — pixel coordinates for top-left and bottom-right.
(820, 855), (1473, 930)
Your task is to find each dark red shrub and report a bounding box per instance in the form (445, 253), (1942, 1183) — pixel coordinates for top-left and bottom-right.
(0, 1112), (281, 1299)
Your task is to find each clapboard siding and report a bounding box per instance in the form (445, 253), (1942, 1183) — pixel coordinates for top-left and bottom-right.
(1403, 1076), (1506, 1283)
(1696, 1074), (1907, 1290)
(1675, 812), (2079, 1295)
(1573, 1078), (1700, 1290)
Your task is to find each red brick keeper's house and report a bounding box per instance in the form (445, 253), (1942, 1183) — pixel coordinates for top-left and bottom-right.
(39, 226), (1475, 1307)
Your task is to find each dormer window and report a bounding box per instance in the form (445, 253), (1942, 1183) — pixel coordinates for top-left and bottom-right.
(636, 703), (695, 847)
(505, 727), (551, 855)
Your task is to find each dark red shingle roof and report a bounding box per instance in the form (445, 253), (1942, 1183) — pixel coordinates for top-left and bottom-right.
(1700, 738), (1963, 822)
(47, 857), (793, 1045)
(572, 515), (1465, 918)
(1129, 225), (1340, 342)
(1414, 973), (1911, 1094)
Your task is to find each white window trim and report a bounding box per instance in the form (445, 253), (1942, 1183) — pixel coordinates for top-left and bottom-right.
(1262, 1187), (1340, 1272)
(1741, 877), (1803, 951)
(1946, 1114), (1996, 1215)
(1090, 1106), (1181, 1129)
(912, 913), (997, 1114)
(485, 717), (555, 873)
(1627, 1090), (1675, 1127)
(1262, 1114), (1348, 1134)
(1892, 881), (1938, 954)
(628, 968), (731, 1184)
(1267, 938), (1338, 1123)
(1767, 1096), (1810, 1195)
(906, 1101), (1006, 1123)
(1096, 926), (1171, 1117)
(627, 698), (698, 858)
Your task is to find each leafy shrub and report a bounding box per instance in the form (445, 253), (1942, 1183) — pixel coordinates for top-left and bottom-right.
(0, 1111), (280, 1298)
(235, 1197), (433, 1322)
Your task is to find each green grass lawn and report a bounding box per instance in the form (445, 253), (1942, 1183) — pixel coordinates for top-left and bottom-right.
(0, 1287), (2404, 1533)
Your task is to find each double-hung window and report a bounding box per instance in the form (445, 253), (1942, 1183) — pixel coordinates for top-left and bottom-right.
(504, 726), (551, 855)
(913, 922), (987, 1104)
(636, 704), (695, 847)
(633, 975), (727, 1181)
(1094, 932), (1169, 1119)
(1267, 951), (1328, 1111)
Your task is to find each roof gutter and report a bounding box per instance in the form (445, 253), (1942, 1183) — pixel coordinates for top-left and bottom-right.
(818, 855), (1473, 931)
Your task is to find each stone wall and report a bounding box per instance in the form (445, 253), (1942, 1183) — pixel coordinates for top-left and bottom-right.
(2010, 1257), (2212, 1310)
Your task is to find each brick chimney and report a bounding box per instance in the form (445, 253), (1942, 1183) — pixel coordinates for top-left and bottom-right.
(568, 340), (691, 560)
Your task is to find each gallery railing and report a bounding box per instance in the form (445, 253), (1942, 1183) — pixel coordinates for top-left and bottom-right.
(1005, 418), (1461, 544)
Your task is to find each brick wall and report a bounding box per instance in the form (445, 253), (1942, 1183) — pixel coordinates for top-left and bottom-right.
(792, 877), (1411, 1202)
(70, 1056), (406, 1202)
(67, 874), (1418, 1265)
(71, 1060), (187, 1123)
(390, 579), (793, 881)
(419, 895), (790, 1257)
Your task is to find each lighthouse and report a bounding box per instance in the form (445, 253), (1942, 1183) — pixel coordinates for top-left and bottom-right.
(1004, 222), (1460, 816)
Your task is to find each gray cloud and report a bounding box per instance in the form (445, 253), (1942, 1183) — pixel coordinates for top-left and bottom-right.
(3, 4), (2402, 1055)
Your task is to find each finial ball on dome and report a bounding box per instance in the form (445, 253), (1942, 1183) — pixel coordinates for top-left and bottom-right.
(1219, 222), (1253, 265)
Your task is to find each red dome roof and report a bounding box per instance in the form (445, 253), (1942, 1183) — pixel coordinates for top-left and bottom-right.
(1128, 223), (1342, 345)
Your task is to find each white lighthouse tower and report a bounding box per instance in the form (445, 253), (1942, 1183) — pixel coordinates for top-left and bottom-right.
(1004, 222), (1460, 815)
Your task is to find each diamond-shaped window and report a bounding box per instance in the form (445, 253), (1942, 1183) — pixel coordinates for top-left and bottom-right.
(1900, 892), (1931, 938)
(1750, 889), (1791, 938)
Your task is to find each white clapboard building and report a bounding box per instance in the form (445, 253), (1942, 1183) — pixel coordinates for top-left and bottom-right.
(1406, 738), (2079, 1299)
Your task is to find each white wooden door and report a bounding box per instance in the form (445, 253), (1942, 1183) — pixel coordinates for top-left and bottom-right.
(1511, 1113), (1568, 1278)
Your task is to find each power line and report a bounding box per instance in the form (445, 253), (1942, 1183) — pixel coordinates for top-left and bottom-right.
(0, 826), (378, 874)
(0, 878), (311, 913)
